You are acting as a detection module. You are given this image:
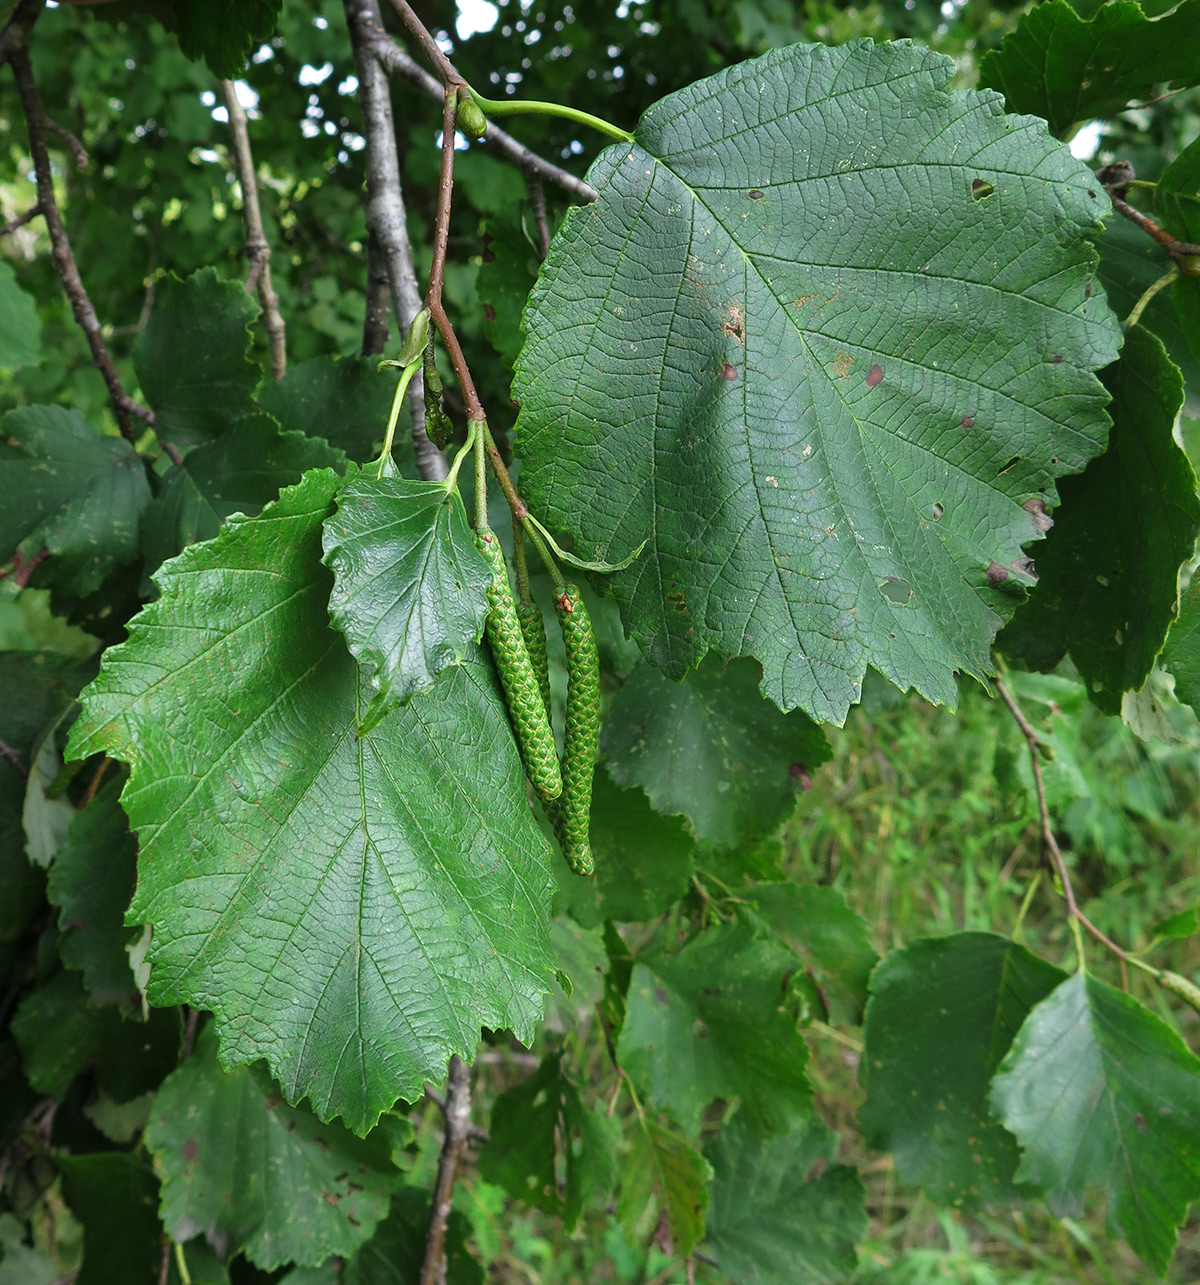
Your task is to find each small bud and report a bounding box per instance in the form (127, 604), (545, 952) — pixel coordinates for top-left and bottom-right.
(456, 94), (488, 140)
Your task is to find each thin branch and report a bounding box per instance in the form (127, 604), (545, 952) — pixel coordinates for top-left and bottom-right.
(423, 1085), (490, 1144)
(526, 168), (551, 258)
(420, 1055), (472, 1285)
(1101, 168), (1200, 266)
(362, 230), (392, 355)
(1, 202), (40, 236)
(995, 677), (1134, 963)
(2, 1), (153, 446)
(343, 0), (446, 480)
(383, 0), (465, 88)
(220, 80), (286, 381)
(43, 114), (87, 169)
(371, 36), (598, 203)
(0, 739), (28, 782)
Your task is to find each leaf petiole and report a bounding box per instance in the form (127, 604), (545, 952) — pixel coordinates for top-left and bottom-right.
(522, 511), (646, 573)
(374, 354), (422, 479)
(443, 420), (477, 496)
(468, 88), (633, 143)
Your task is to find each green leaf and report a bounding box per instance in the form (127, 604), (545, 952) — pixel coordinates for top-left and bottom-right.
(68, 469), (555, 1133)
(860, 933), (1066, 1207)
(997, 328), (1199, 713)
(554, 769), (696, 928)
(617, 923), (813, 1136)
(256, 354), (414, 469)
(1149, 905), (1200, 946)
(0, 406), (151, 599)
(706, 1114), (867, 1285)
(979, 0), (1200, 137)
(140, 413), (346, 584)
(479, 211), (540, 371)
(1156, 136), (1200, 243)
(133, 269), (260, 446)
(58, 1153), (162, 1285)
(173, 0), (283, 79)
(1162, 580), (1200, 715)
(0, 262), (41, 369)
(322, 475), (492, 732)
(604, 657), (829, 848)
(479, 1052), (620, 1230)
(746, 882), (877, 1025)
(145, 1025), (397, 1270)
(343, 1188), (483, 1285)
(21, 729), (75, 870)
(618, 1118), (711, 1259)
(990, 971), (1200, 1273)
(514, 40), (1119, 724)
(46, 777), (140, 1010)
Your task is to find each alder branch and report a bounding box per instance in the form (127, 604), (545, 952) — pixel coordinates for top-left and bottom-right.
(1098, 163), (1200, 267)
(1, 202), (40, 236)
(369, 36), (598, 203)
(420, 1054), (472, 1285)
(343, 0), (447, 480)
(526, 169), (551, 258)
(220, 80), (287, 381)
(0, 739), (28, 782)
(423, 1085), (490, 1144)
(43, 114), (87, 170)
(1, 0), (153, 447)
(995, 677), (1133, 963)
(362, 230), (393, 355)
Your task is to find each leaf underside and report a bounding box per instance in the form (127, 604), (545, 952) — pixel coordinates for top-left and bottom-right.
(515, 39), (1119, 723)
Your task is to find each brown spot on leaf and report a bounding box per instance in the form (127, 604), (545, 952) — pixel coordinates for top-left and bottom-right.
(1011, 556), (1036, 579)
(986, 560), (1009, 585)
(831, 351), (854, 378)
(1134, 1112), (1147, 1131)
(961, 415), (974, 429)
(866, 364), (884, 387)
(183, 1138), (198, 1161)
(1023, 496), (1053, 535)
(721, 362), (738, 380)
(483, 303), (496, 322)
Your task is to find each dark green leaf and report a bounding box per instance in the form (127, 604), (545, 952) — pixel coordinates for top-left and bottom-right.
(0, 406), (151, 599)
(133, 269), (260, 446)
(479, 1053), (620, 1231)
(478, 211), (540, 371)
(978, 0), (1200, 137)
(860, 933), (1065, 1206)
(618, 1118), (710, 1258)
(990, 971), (1200, 1273)
(59, 1153), (162, 1285)
(1156, 136), (1200, 243)
(706, 1114), (867, 1285)
(617, 923), (813, 1135)
(322, 475), (491, 732)
(604, 658), (829, 848)
(173, 0), (283, 79)
(997, 328), (1198, 713)
(46, 776), (139, 1010)
(1150, 905), (1200, 945)
(256, 354), (414, 469)
(515, 40), (1119, 723)
(746, 882), (877, 1025)
(343, 1187), (483, 1285)
(554, 769), (696, 928)
(141, 413), (346, 583)
(68, 469), (555, 1133)
(1162, 580), (1200, 715)
(0, 262), (41, 369)
(145, 1025), (397, 1270)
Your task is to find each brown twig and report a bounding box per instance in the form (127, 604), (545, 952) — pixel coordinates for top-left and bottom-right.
(0, 544), (50, 588)
(81, 756), (110, 805)
(220, 80), (286, 381)
(1105, 187), (1200, 265)
(44, 114), (87, 169)
(343, 0), (446, 480)
(1, 202), (40, 235)
(181, 1008), (201, 1061)
(526, 168), (551, 259)
(420, 1055), (472, 1285)
(2, 0), (153, 446)
(424, 1084), (490, 1144)
(0, 738), (28, 781)
(995, 677), (1133, 963)
(370, 37), (598, 203)
(156, 1240), (170, 1285)
(383, 0), (466, 88)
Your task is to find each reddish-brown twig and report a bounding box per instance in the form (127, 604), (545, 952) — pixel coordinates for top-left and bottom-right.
(1, 202), (40, 235)
(419, 1054), (472, 1285)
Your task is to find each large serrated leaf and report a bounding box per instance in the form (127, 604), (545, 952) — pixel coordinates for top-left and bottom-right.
(514, 39), (1119, 723)
(0, 406), (151, 599)
(0, 261), (41, 369)
(145, 1025), (397, 1270)
(617, 923), (813, 1136)
(859, 933), (1065, 1207)
(991, 972), (1200, 1274)
(173, 0), (283, 80)
(603, 657), (829, 848)
(997, 328), (1199, 712)
(617, 1118), (711, 1259)
(322, 475), (491, 732)
(1162, 580), (1200, 715)
(706, 1114), (866, 1285)
(979, 0), (1200, 138)
(67, 469), (555, 1133)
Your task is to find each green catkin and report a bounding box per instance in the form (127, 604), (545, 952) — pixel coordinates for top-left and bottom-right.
(549, 585), (600, 877)
(476, 531), (562, 803)
(516, 600), (552, 722)
(1160, 970), (1200, 1016)
(422, 337), (453, 450)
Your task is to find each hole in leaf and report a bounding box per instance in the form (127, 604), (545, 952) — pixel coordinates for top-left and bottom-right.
(879, 577), (912, 605)
(997, 455), (1021, 475)
(970, 178), (995, 201)
(931, 502), (944, 520)
(748, 188), (764, 200)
